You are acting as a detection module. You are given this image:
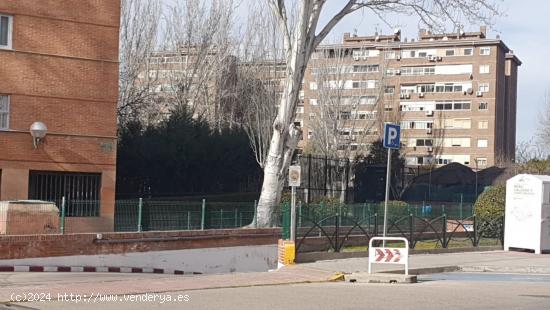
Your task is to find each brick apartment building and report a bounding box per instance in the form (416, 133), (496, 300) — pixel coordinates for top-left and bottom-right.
(136, 47), (238, 127)
(300, 27), (521, 169)
(0, 0), (120, 231)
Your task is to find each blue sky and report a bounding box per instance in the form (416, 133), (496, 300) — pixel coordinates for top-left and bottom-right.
(312, 0), (549, 143)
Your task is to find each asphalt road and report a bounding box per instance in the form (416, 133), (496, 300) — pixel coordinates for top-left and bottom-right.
(9, 274), (550, 310)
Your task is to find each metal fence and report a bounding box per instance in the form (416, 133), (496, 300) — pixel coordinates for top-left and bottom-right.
(282, 202), (502, 254)
(114, 199), (257, 232)
(0, 198), (259, 235)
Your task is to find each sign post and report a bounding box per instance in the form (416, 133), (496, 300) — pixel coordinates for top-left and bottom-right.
(368, 237), (409, 275)
(288, 165), (301, 243)
(382, 124), (400, 243)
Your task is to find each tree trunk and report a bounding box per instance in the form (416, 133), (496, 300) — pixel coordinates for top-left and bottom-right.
(256, 130), (285, 227)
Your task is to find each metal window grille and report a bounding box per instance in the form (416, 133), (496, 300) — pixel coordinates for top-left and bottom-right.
(0, 15), (12, 48)
(0, 95), (9, 129)
(28, 171), (101, 217)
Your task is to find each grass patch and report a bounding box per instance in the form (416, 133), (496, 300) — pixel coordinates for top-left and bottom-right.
(342, 238), (501, 252)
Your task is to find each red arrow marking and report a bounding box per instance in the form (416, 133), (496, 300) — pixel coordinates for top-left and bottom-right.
(393, 249), (401, 262)
(375, 248), (385, 262)
(384, 249), (394, 262)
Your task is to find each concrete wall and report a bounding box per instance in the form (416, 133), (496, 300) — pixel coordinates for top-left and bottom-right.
(0, 245), (278, 274)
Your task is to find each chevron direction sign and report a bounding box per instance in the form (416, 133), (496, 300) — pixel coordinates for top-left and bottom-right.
(375, 248), (402, 263)
(368, 237), (409, 275)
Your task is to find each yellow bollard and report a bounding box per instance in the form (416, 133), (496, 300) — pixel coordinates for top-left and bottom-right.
(278, 239), (295, 267)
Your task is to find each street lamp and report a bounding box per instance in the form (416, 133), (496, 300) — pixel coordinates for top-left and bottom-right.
(426, 155), (434, 201)
(30, 121), (47, 148)
(474, 159), (479, 199)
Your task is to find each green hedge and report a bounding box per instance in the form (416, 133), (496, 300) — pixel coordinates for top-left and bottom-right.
(474, 185), (505, 238)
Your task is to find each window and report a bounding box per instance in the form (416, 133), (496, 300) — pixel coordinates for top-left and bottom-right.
(444, 119), (471, 129)
(415, 139), (433, 147)
(309, 82), (317, 90)
(445, 49), (455, 56)
(480, 47), (491, 56)
(401, 121), (433, 129)
(477, 158), (488, 167)
(401, 66), (435, 76)
(299, 91), (305, 100)
(307, 130), (314, 139)
(0, 95), (9, 129)
(417, 84), (435, 93)
(358, 96), (377, 105)
(384, 86), (395, 94)
(339, 112), (351, 120)
(478, 102), (488, 110)
(28, 171), (102, 217)
(477, 139), (488, 148)
(309, 113), (316, 120)
(353, 64), (379, 73)
(0, 14), (13, 49)
(386, 51), (396, 59)
(478, 83), (489, 93)
(479, 65), (490, 74)
(352, 80), (378, 89)
(296, 107), (304, 113)
(463, 48), (473, 56)
(309, 99), (318, 106)
(435, 100), (471, 111)
(478, 120), (488, 129)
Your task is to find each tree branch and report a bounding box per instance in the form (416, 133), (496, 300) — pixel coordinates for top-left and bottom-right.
(267, 0), (292, 52)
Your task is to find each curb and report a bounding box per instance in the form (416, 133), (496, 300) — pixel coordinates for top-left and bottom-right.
(0, 265), (202, 275)
(458, 265), (550, 274)
(381, 266), (461, 275)
(296, 247), (503, 263)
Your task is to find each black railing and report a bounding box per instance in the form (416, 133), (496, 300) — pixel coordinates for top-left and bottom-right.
(294, 207), (504, 253)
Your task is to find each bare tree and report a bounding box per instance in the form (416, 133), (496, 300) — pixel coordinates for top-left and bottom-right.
(118, 0), (161, 125)
(516, 139), (547, 164)
(235, 3), (285, 168)
(307, 46), (382, 158)
(538, 90), (550, 151)
(155, 0), (239, 131)
(255, 0), (501, 227)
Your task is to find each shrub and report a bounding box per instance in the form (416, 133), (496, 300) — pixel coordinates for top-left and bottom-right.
(301, 196), (347, 222)
(378, 200), (409, 221)
(474, 185), (505, 222)
(474, 185), (505, 238)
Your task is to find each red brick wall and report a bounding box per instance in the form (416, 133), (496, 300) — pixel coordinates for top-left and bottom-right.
(0, 52), (118, 103)
(0, 0), (121, 27)
(0, 133), (116, 166)
(0, 0), (120, 224)
(7, 95), (116, 137)
(0, 229), (281, 260)
(12, 14), (119, 60)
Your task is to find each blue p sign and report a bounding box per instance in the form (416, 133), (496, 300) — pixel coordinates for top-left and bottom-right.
(383, 123), (401, 149)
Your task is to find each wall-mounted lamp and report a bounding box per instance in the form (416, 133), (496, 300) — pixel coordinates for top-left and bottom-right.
(30, 121), (47, 148)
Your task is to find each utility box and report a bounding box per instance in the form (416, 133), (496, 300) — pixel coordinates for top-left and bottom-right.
(0, 200), (59, 235)
(505, 174), (550, 254)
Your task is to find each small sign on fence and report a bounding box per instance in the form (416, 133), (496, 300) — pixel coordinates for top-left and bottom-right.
(288, 165), (301, 187)
(368, 237), (409, 275)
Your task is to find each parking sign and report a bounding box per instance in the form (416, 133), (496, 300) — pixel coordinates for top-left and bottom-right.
(383, 124), (400, 149)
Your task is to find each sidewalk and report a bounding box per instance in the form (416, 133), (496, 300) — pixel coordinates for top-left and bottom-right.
(302, 250), (550, 275)
(0, 265), (338, 302)
(1, 250), (549, 302)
